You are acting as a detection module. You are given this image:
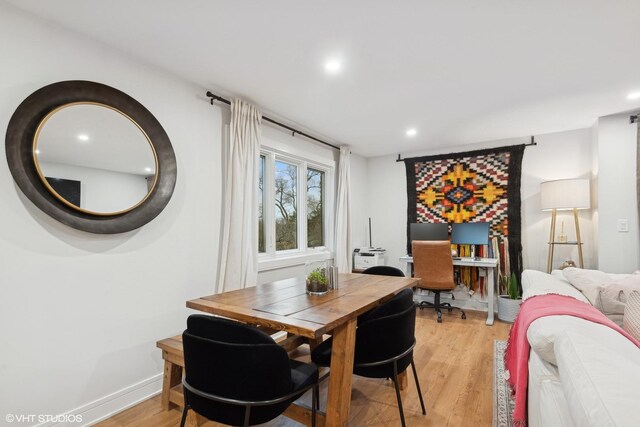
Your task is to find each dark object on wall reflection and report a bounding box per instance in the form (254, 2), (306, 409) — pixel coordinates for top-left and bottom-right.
(45, 177), (80, 208)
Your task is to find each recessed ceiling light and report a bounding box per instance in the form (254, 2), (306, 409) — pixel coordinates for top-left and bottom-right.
(324, 59), (342, 74)
(77, 134), (89, 141)
(627, 92), (640, 100)
(406, 128), (417, 137)
(35, 149), (40, 154)
(144, 167), (152, 173)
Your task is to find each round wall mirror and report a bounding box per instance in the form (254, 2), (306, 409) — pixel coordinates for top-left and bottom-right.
(34, 103), (158, 215)
(6, 81), (177, 234)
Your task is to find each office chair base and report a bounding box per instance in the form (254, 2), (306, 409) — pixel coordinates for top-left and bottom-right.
(417, 300), (466, 323)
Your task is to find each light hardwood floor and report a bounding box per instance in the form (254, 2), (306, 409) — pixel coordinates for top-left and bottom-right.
(96, 309), (510, 427)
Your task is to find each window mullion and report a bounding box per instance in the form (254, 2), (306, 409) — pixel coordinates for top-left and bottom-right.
(326, 168), (334, 252)
(300, 162), (308, 253)
(266, 152), (276, 256)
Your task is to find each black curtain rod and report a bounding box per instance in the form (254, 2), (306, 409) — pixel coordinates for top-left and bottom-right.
(631, 114), (638, 124)
(206, 91), (340, 150)
(395, 136), (537, 162)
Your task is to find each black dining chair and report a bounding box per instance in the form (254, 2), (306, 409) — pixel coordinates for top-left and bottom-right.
(362, 265), (406, 277)
(359, 265), (408, 324)
(310, 288), (426, 427)
(181, 315), (319, 427)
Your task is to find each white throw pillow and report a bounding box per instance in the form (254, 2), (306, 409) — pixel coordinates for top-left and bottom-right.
(550, 269), (571, 283)
(597, 272), (640, 327)
(562, 268), (611, 306)
(623, 291), (640, 342)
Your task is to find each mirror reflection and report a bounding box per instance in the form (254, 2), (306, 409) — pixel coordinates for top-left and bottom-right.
(33, 103), (157, 215)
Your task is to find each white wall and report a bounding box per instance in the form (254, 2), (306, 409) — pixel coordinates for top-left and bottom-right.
(364, 128), (595, 274)
(0, 4), (223, 424)
(595, 113), (639, 272)
(521, 129), (594, 270)
(349, 153), (369, 249)
(39, 162), (149, 213)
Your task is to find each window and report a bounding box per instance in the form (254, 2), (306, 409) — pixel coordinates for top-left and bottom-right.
(258, 148), (333, 265)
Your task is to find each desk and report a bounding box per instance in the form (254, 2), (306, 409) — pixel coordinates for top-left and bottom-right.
(187, 273), (419, 427)
(399, 255), (499, 325)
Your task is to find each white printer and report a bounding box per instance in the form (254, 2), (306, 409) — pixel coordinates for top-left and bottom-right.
(353, 247), (386, 270)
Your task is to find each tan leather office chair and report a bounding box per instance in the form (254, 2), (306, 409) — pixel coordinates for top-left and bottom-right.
(412, 240), (466, 323)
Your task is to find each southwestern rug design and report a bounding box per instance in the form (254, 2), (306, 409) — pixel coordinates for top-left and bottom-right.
(494, 340), (514, 427)
(404, 145), (525, 285)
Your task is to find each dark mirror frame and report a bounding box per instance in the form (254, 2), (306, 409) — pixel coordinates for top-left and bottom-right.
(5, 80), (177, 234)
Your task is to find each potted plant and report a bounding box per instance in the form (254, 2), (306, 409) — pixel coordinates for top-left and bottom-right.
(306, 262), (329, 295)
(497, 272), (522, 323)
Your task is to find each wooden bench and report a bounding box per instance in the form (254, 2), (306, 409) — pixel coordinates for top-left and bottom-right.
(156, 335), (186, 410)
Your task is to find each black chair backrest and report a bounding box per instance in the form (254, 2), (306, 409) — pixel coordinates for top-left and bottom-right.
(362, 266), (405, 277)
(353, 288), (416, 377)
(182, 315), (293, 425)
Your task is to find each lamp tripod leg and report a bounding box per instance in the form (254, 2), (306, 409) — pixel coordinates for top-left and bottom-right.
(547, 209), (557, 273)
(574, 208), (584, 268)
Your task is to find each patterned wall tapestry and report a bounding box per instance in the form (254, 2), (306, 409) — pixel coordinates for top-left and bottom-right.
(404, 145), (525, 290)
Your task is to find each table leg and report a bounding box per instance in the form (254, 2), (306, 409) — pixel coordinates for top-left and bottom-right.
(186, 410), (207, 426)
(486, 267), (495, 326)
(306, 336), (324, 352)
(401, 259), (412, 278)
(325, 318), (357, 427)
(397, 370), (408, 390)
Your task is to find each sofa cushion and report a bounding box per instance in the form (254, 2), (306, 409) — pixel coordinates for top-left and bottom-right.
(623, 291), (640, 342)
(562, 267), (611, 306)
(527, 351), (573, 427)
(597, 273), (640, 327)
(554, 327), (640, 427)
(522, 269), (589, 303)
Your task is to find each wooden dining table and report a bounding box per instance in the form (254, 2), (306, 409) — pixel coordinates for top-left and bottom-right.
(186, 272), (419, 427)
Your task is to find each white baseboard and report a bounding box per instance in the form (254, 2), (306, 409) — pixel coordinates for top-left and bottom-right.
(33, 374), (163, 427)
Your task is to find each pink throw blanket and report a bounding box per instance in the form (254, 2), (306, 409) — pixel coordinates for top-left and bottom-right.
(504, 294), (640, 427)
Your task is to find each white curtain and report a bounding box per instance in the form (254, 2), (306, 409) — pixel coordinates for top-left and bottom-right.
(217, 99), (262, 293)
(335, 146), (352, 272)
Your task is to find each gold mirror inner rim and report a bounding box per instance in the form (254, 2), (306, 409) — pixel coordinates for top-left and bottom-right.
(32, 101), (159, 216)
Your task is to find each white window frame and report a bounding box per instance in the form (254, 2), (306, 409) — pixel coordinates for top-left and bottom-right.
(258, 146), (335, 271)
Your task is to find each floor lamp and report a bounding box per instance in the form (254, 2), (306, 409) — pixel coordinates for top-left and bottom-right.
(540, 179), (590, 273)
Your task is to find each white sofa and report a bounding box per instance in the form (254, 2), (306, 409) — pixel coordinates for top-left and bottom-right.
(521, 269), (640, 427)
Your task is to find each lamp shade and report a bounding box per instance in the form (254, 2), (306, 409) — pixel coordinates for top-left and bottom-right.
(540, 179), (590, 211)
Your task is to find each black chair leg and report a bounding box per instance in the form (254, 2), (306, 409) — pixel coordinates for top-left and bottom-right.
(392, 362), (407, 427)
(436, 309), (443, 323)
(179, 406), (189, 427)
(312, 385), (318, 427)
(243, 405), (251, 427)
(411, 360), (426, 415)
